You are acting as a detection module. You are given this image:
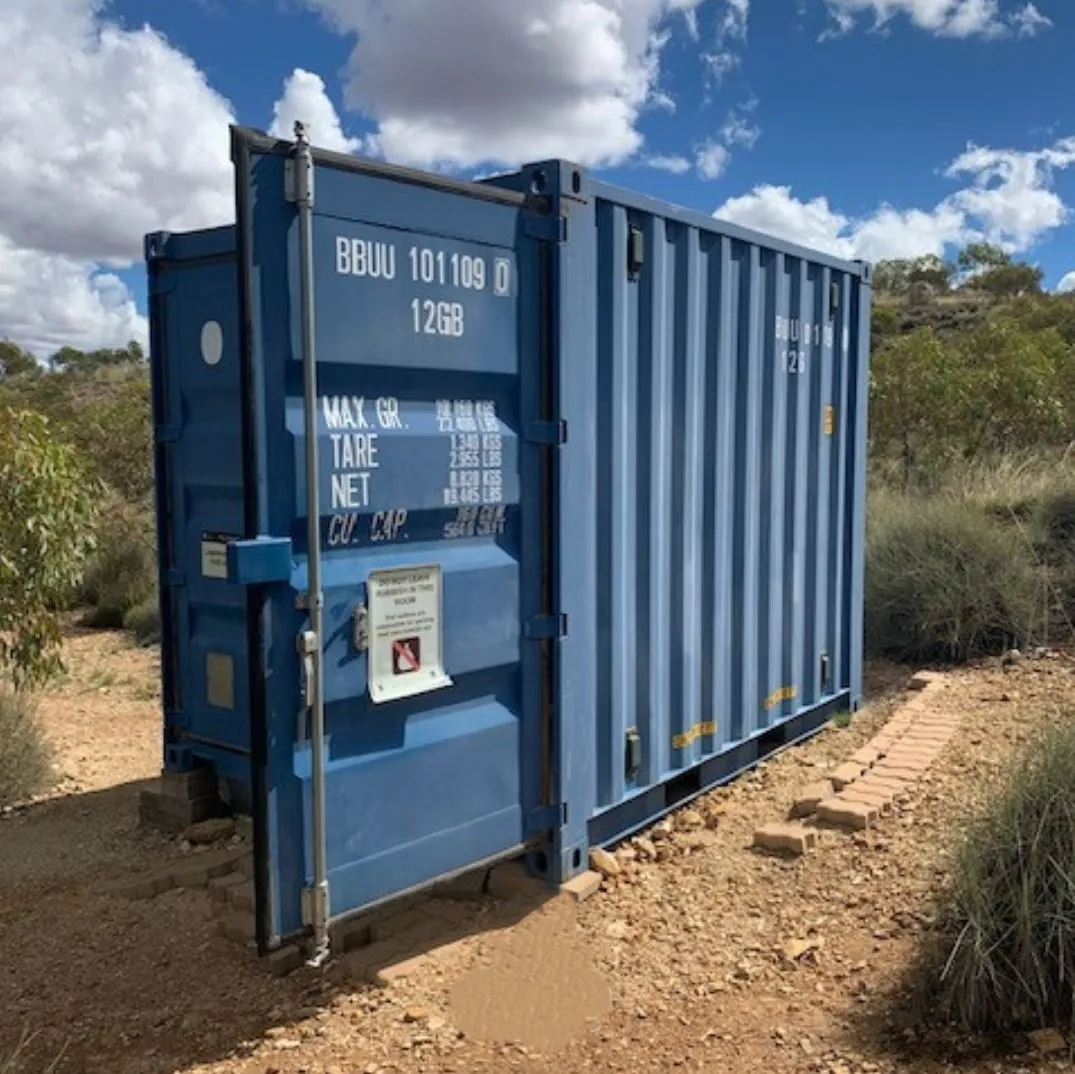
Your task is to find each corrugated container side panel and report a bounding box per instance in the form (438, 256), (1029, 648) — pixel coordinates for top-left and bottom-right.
(588, 192), (863, 818)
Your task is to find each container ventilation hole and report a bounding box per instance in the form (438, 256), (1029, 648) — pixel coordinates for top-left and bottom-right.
(200, 320), (224, 366)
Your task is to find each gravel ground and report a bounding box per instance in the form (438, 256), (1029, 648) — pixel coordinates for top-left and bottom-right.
(2, 631), (1073, 1074)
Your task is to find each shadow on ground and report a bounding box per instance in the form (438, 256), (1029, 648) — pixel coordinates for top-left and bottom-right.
(0, 778), (557, 1074)
(840, 930), (1036, 1073)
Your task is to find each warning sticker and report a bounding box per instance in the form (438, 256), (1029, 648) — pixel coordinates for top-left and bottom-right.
(367, 565), (452, 703)
(200, 532), (236, 580)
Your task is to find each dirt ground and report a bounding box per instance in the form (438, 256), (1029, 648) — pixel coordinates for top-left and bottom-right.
(2, 629), (1074, 1074)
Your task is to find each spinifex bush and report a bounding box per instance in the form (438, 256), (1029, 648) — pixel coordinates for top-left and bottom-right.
(921, 717), (1075, 1035)
(0, 690), (51, 807)
(77, 496), (156, 629)
(865, 492), (1042, 663)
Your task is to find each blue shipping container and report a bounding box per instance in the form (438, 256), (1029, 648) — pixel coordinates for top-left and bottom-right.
(145, 124), (870, 958)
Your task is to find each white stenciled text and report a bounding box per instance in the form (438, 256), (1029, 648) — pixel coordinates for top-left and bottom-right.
(322, 394), (403, 541)
(435, 399), (504, 508)
(411, 298), (464, 337)
(336, 237), (396, 279)
(334, 233), (512, 342)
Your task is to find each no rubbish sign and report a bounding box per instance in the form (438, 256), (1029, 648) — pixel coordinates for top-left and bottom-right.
(366, 565), (451, 703)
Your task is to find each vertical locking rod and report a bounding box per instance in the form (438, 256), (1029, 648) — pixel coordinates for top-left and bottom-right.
(291, 121), (330, 966)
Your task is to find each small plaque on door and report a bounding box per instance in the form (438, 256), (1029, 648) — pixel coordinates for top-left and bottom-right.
(366, 564), (452, 704)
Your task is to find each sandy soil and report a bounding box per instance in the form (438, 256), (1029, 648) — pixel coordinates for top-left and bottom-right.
(1, 629), (1072, 1074)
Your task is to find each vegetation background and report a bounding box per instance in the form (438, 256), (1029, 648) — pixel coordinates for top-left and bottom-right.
(5, 239), (1075, 681)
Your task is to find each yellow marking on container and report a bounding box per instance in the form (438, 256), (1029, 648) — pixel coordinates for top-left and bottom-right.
(764, 685), (798, 711)
(824, 404), (836, 436)
(672, 721), (718, 749)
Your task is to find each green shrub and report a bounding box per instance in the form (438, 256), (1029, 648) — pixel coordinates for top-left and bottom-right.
(915, 717), (1075, 1036)
(0, 407), (99, 688)
(0, 691), (52, 807)
(1032, 488), (1075, 561)
(123, 595), (161, 647)
(865, 493), (1043, 663)
(78, 499), (156, 629)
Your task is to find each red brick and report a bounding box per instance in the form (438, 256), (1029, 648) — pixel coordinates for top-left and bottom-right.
(885, 713), (918, 731)
(267, 944), (305, 977)
(207, 872), (245, 902)
(888, 738), (939, 753)
(815, 798), (877, 831)
(392, 914), (456, 950)
(330, 915), (373, 953)
(857, 774), (910, 796)
(753, 822), (817, 856)
(218, 911), (255, 944)
(867, 733), (897, 754)
(909, 718), (957, 732)
(850, 746), (881, 768)
(340, 939), (409, 984)
(422, 899), (471, 926)
(561, 870), (602, 902)
(168, 846), (249, 888)
(872, 765), (921, 783)
(883, 744), (937, 761)
(789, 780), (834, 819)
(909, 728), (955, 743)
(839, 786), (894, 811)
(227, 883), (255, 913)
(369, 907), (430, 943)
(828, 762), (866, 791)
(906, 730), (951, 745)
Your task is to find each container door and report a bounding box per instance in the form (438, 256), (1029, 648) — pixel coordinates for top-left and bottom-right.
(232, 128), (555, 946)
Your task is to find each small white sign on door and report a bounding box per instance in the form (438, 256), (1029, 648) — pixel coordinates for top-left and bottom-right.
(366, 564), (452, 704)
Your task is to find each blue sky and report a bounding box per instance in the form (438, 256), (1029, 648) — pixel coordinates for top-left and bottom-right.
(0, 0), (1071, 354)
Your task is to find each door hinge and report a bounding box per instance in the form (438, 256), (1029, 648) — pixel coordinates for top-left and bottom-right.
(297, 630), (317, 710)
(302, 882), (329, 927)
(625, 727), (642, 780)
(525, 804), (565, 834)
(525, 613), (568, 640)
(523, 213), (567, 244)
(284, 155), (315, 206)
(525, 420), (568, 446)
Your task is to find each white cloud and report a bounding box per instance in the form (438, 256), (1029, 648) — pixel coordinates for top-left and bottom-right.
(721, 98), (761, 148)
(269, 68), (364, 154)
(1057, 272), (1075, 294)
(822, 0), (1053, 38)
(0, 0), (368, 357)
(716, 186), (859, 257)
(306, 0), (705, 171)
(703, 0), (750, 85)
(702, 50), (741, 84)
(0, 0), (238, 354)
(1012, 2), (1052, 35)
(696, 140), (731, 180)
(945, 138), (1075, 250)
(0, 0), (234, 266)
(645, 154), (693, 174)
(714, 135), (1075, 263)
(0, 238), (147, 356)
(717, 0), (750, 42)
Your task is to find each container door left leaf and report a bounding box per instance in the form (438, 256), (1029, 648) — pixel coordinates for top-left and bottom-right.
(233, 129), (553, 945)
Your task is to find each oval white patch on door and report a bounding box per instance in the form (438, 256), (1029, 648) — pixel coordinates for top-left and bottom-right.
(200, 320), (224, 366)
